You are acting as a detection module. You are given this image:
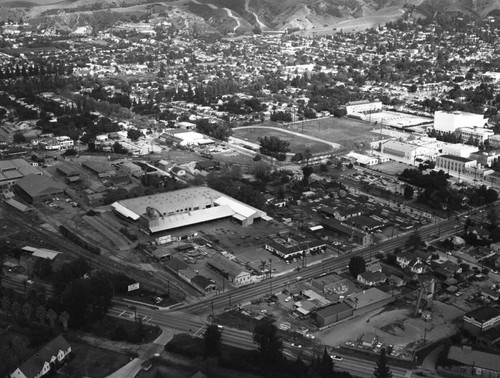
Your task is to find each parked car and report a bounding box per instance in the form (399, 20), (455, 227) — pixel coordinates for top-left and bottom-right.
(330, 355), (343, 361)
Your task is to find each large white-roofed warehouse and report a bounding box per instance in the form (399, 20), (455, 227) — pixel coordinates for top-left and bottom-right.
(111, 187), (270, 234)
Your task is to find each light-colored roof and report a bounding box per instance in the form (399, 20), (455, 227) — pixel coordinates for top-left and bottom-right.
(148, 205), (235, 233)
(111, 202), (141, 221)
(215, 196), (258, 219)
(22, 246), (61, 260)
(383, 140), (420, 153)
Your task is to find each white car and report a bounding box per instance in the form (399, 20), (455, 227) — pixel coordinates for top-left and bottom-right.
(330, 355), (343, 361)
(285, 296), (292, 302)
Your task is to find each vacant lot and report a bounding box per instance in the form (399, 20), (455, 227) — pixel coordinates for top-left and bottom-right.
(56, 340), (129, 378)
(232, 127), (334, 154)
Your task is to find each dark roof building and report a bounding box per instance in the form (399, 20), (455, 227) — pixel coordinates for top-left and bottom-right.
(14, 174), (65, 203)
(313, 301), (353, 328)
(463, 306), (500, 336)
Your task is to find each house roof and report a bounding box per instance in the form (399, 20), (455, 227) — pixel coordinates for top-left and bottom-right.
(15, 335), (71, 378)
(358, 270), (386, 283)
(15, 174), (65, 198)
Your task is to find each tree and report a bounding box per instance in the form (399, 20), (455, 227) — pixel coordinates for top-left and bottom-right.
(127, 128), (143, 141)
(47, 308), (58, 328)
(253, 319), (283, 369)
(13, 132), (26, 143)
(35, 305), (47, 324)
(113, 142), (128, 154)
(59, 311), (70, 332)
(403, 185), (414, 200)
(319, 348), (334, 378)
(258, 136), (290, 161)
(405, 230), (424, 251)
(487, 207), (498, 230)
(348, 256), (366, 277)
(33, 258), (52, 279)
(374, 348), (393, 378)
(203, 324), (222, 358)
(22, 303), (33, 322)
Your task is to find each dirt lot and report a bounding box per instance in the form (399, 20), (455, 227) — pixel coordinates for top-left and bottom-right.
(372, 161), (414, 176)
(318, 300), (465, 355)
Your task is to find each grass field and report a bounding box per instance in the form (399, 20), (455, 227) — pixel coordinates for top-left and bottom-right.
(286, 117), (384, 151)
(232, 127), (334, 155)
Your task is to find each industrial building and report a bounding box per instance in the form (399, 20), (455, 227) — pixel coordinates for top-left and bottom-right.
(313, 301), (354, 327)
(0, 159), (41, 190)
(381, 140), (429, 162)
(14, 174), (66, 204)
(112, 187), (269, 234)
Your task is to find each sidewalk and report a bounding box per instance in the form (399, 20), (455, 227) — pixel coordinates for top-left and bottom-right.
(106, 327), (174, 378)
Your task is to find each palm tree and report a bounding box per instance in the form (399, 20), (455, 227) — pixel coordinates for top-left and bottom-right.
(1, 296), (11, 313)
(11, 301), (21, 320)
(22, 303), (33, 322)
(59, 311), (70, 332)
(35, 305), (47, 324)
(47, 308), (57, 328)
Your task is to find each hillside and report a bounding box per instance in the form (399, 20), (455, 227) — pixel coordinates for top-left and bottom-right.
(0, 0), (499, 34)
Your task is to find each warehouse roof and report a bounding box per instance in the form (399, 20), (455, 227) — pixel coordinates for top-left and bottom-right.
(15, 174), (65, 198)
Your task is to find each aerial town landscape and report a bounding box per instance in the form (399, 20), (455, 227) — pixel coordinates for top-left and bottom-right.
(1, 0), (500, 377)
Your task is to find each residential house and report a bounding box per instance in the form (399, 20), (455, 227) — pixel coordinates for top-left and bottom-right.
(357, 271), (386, 286)
(10, 335), (71, 378)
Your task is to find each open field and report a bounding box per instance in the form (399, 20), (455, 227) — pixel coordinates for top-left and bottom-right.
(372, 161), (413, 176)
(232, 126), (335, 155)
(285, 117), (384, 151)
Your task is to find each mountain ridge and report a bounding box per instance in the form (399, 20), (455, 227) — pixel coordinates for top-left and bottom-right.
(0, 0), (499, 35)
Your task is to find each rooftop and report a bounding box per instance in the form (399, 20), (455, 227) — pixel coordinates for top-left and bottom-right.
(15, 174), (65, 198)
(465, 306), (500, 322)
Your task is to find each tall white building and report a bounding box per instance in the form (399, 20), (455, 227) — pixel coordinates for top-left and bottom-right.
(434, 111), (486, 133)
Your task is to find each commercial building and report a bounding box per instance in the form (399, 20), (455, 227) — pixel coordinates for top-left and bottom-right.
(14, 174), (66, 204)
(313, 301), (354, 327)
(346, 151), (379, 166)
(381, 140), (428, 162)
(40, 136), (74, 151)
(264, 235), (326, 261)
(434, 110), (486, 133)
(0, 159), (41, 190)
(435, 155), (477, 175)
(446, 345), (500, 376)
(312, 273), (348, 295)
(56, 163), (81, 183)
(207, 254), (252, 286)
(321, 219), (373, 247)
(112, 187), (268, 234)
(463, 306), (500, 336)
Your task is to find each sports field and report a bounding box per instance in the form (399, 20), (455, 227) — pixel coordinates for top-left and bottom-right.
(232, 126), (335, 155)
(285, 117), (385, 151)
